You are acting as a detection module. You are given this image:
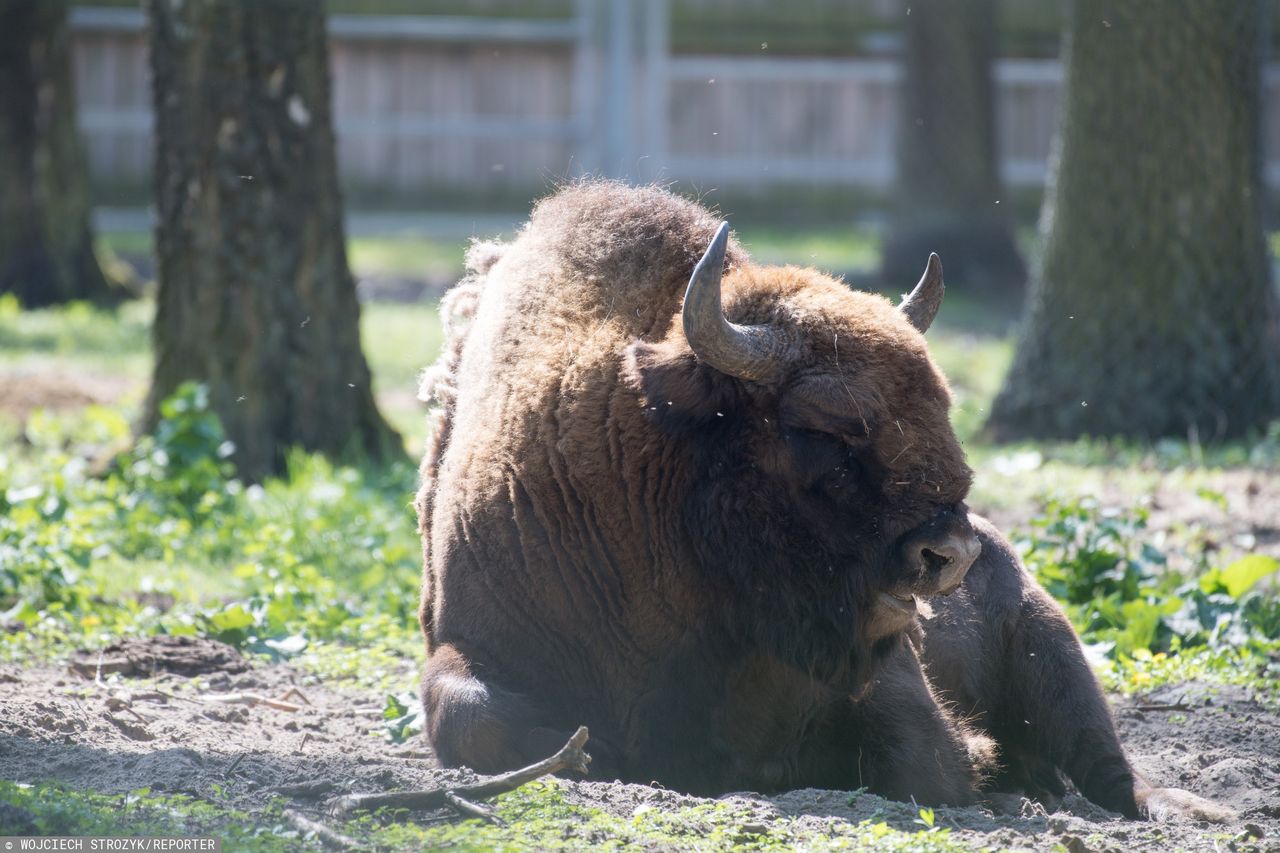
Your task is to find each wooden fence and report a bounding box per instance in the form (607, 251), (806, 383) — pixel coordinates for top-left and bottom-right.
(69, 4), (1280, 198)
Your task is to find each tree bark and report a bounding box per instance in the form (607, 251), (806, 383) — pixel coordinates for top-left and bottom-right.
(881, 0), (1026, 300)
(987, 0), (1280, 442)
(0, 0), (118, 307)
(145, 0), (401, 480)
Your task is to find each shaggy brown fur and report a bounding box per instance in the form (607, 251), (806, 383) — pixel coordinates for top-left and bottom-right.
(415, 181), (1230, 819)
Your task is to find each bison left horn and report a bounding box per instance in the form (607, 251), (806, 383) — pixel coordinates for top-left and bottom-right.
(682, 222), (786, 382)
(899, 253), (945, 333)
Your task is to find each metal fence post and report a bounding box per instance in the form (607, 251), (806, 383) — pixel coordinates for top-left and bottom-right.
(639, 0), (670, 183)
(601, 0), (635, 179)
(571, 0), (599, 177)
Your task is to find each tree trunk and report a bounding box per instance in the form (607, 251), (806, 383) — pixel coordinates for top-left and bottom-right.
(987, 0), (1280, 442)
(881, 0), (1026, 300)
(0, 0), (117, 307)
(145, 0), (401, 480)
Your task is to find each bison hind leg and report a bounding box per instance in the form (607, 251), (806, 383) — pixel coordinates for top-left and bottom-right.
(423, 644), (554, 773)
(1138, 783), (1237, 823)
(985, 745), (1067, 813)
(423, 644), (620, 778)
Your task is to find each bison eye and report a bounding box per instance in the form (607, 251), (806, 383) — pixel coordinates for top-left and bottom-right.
(785, 427), (859, 492)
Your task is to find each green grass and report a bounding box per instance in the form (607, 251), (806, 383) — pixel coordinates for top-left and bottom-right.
(0, 778), (987, 852)
(738, 223), (881, 277)
(0, 294), (151, 377)
(347, 234), (467, 280)
(102, 230), (470, 282)
(101, 223), (885, 283)
(0, 291), (442, 456)
(360, 302), (444, 453)
(0, 782), (307, 850)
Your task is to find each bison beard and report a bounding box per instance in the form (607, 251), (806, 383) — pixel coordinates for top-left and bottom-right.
(416, 181), (1230, 820)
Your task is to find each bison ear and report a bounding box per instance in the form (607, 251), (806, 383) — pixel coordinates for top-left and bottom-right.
(623, 339), (741, 432)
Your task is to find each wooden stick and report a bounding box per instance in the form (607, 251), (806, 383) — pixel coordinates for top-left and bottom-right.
(223, 753), (246, 779)
(329, 725), (590, 818)
(1131, 703), (1197, 713)
(272, 779), (336, 799)
(284, 809), (363, 851)
(445, 792), (504, 825)
(200, 692), (302, 712)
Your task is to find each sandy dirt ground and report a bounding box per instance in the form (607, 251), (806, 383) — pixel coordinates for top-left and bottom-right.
(0, 637), (1277, 851)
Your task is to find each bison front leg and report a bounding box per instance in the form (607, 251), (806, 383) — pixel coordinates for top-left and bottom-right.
(800, 637), (989, 806)
(919, 516), (1233, 821)
(422, 643), (617, 777)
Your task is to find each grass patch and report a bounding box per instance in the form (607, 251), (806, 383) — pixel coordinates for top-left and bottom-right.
(0, 782), (304, 850)
(347, 235), (468, 280)
(0, 777), (988, 852)
(738, 224), (880, 277)
(1, 385), (423, 692)
(345, 779), (980, 852)
(0, 294), (151, 377)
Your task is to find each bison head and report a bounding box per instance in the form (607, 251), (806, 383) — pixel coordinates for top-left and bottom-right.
(625, 223), (979, 677)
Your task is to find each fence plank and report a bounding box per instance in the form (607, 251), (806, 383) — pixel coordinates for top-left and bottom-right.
(69, 8), (1280, 196)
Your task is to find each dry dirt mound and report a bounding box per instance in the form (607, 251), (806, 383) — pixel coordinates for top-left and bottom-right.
(0, 640), (1277, 851)
(0, 369), (139, 420)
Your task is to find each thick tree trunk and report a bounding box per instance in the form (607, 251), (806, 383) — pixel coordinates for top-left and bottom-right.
(0, 0), (117, 307)
(881, 0), (1025, 300)
(987, 0), (1280, 442)
(145, 0), (401, 480)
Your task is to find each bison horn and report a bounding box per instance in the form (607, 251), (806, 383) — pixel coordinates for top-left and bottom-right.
(899, 253), (945, 333)
(682, 222), (785, 382)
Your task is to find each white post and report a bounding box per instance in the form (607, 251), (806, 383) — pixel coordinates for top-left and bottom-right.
(602, 0), (635, 179)
(639, 0), (669, 183)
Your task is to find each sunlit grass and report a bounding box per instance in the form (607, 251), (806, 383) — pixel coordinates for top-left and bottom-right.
(0, 294), (151, 378)
(738, 223), (880, 276)
(347, 234), (467, 280)
(100, 230), (470, 282)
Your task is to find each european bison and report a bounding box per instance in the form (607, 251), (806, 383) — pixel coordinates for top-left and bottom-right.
(415, 182), (1228, 820)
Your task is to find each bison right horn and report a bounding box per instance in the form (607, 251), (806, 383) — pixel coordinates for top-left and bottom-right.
(682, 222), (785, 382)
(899, 253), (945, 333)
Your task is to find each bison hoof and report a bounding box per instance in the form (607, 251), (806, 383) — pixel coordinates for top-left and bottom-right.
(1141, 787), (1236, 823)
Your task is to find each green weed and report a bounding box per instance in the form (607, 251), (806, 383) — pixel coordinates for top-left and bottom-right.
(1016, 496), (1280, 676)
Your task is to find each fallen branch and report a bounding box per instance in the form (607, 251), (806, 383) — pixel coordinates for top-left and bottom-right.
(445, 792), (503, 825)
(223, 753), (247, 779)
(272, 779), (336, 799)
(1132, 703), (1197, 713)
(284, 808), (362, 851)
(329, 725), (590, 818)
(1131, 696), (1194, 713)
(200, 692), (301, 712)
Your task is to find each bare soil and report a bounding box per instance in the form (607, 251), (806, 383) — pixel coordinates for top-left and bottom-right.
(1, 637), (1277, 851)
(0, 369), (138, 420)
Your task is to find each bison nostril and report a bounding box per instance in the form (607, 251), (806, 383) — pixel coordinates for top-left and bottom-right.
(921, 547), (953, 573)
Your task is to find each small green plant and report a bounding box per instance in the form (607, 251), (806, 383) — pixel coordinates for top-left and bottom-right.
(1, 385), (422, 683)
(119, 381), (236, 519)
(381, 690), (424, 743)
(1018, 497), (1280, 661)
